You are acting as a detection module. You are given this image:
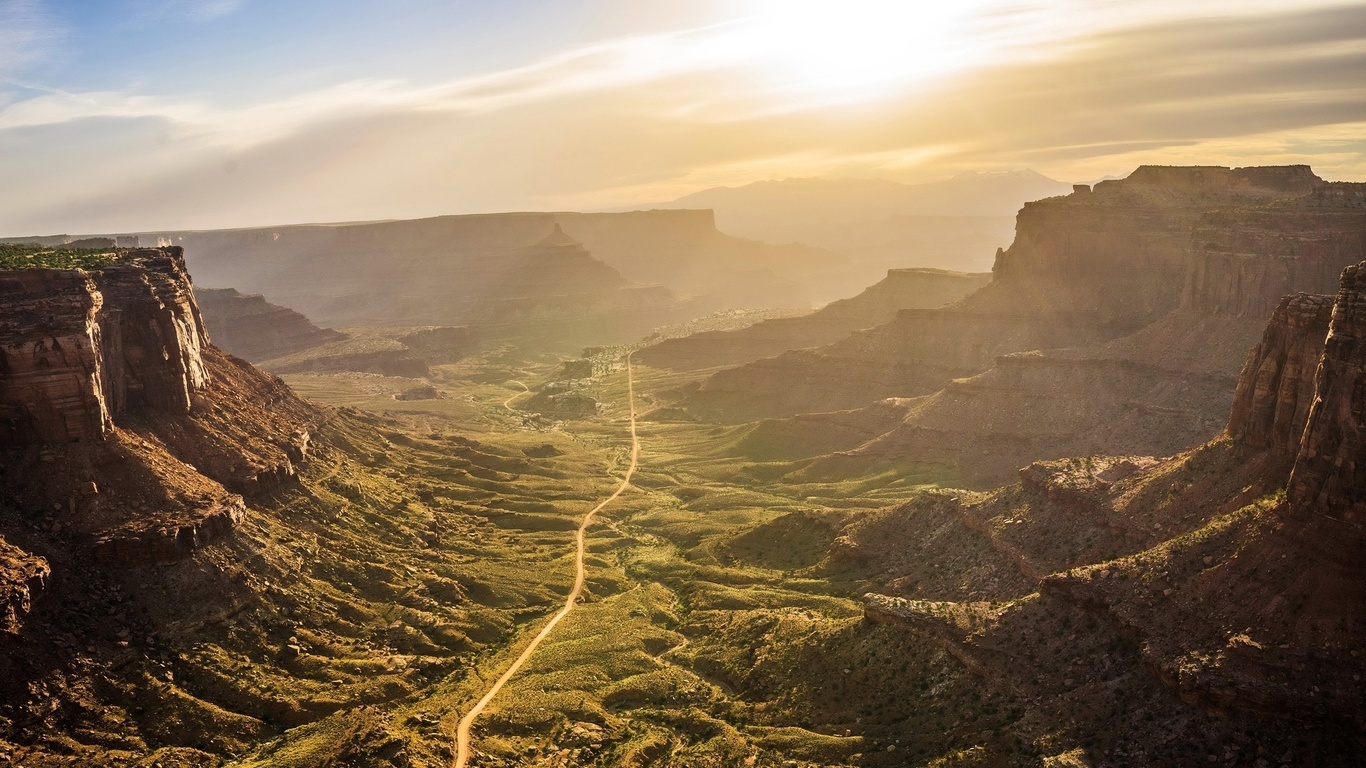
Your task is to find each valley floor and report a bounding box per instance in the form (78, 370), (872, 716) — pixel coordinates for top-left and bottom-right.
(7, 347), (1356, 767)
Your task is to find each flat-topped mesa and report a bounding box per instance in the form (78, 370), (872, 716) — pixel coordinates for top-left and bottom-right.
(0, 247), (210, 446)
(1227, 293), (1335, 458)
(1116, 164), (1323, 195)
(990, 165), (1349, 329)
(1287, 263), (1366, 525)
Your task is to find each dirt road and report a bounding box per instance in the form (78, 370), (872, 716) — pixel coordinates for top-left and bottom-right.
(453, 356), (640, 767)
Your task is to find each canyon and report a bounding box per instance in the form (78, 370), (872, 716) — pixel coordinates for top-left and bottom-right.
(1, 165), (1363, 767)
(114, 210), (853, 336)
(678, 165), (1366, 486)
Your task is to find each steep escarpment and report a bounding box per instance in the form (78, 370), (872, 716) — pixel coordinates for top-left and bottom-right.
(850, 265), (1366, 762)
(0, 248), (318, 566)
(196, 287), (345, 362)
(1226, 294), (1334, 457)
(636, 268), (989, 371)
(698, 165), (1366, 486)
(0, 247), (629, 766)
(0, 248), (211, 446)
(1287, 262), (1366, 524)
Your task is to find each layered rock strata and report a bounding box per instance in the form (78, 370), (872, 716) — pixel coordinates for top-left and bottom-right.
(0, 248), (210, 447)
(1, 249), (318, 567)
(1226, 294), (1334, 457)
(859, 264), (1366, 741)
(1288, 263), (1366, 524)
(196, 287), (345, 362)
(700, 166), (1366, 486)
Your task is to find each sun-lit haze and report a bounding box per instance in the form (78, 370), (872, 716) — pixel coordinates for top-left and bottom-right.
(2, 0), (1364, 233)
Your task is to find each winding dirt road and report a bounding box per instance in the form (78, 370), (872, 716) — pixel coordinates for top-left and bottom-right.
(453, 356), (640, 767)
(502, 380), (529, 411)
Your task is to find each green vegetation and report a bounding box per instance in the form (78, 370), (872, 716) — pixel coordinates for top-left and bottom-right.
(0, 243), (138, 270)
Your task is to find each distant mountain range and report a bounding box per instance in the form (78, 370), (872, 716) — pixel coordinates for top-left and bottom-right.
(640, 170), (1077, 278)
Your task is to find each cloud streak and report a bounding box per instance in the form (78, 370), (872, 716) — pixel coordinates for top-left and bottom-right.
(1, 1), (1363, 234)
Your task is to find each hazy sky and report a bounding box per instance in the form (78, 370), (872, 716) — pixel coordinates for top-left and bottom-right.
(2, 0), (1364, 233)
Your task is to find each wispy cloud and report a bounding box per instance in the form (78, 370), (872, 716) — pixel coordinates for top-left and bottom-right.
(1, 1), (1364, 234)
(0, 0), (58, 79)
(133, 0), (247, 23)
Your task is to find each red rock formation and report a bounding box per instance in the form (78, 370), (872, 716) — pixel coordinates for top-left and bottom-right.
(0, 248), (211, 448)
(93, 249), (211, 414)
(0, 269), (111, 445)
(1227, 293), (1334, 457)
(1288, 263), (1366, 524)
(196, 287), (345, 362)
(1, 249), (319, 567)
(689, 166), (1366, 487)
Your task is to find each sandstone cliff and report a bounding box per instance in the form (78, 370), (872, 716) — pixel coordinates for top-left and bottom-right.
(687, 165), (1366, 486)
(1287, 263), (1366, 524)
(0, 248), (210, 446)
(0, 249), (317, 567)
(636, 268), (990, 371)
(1226, 294), (1334, 457)
(853, 262), (1366, 757)
(196, 287), (345, 362)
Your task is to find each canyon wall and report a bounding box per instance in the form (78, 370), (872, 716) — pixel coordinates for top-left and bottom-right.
(694, 166), (1366, 485)
(0, 248), (210, 447)
(1226, 294), (1334, 457)
(638, 268), (990, 371)
(196, 287), (345, 362)
(0, 248), (318, 569)
(1288, 263), (1366, 525)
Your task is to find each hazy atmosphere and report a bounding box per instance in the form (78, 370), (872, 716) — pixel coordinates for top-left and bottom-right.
(3, 0), (1365, 232)
(2, 3), (1365, 768)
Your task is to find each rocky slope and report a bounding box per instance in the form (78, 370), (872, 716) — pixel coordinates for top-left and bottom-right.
(850, 263), (1366, 762)
(196, 287), (345, 362)
(0, 245), (636, 766)
(636, 268), (989, 371)
(688, 165), (1366, 485)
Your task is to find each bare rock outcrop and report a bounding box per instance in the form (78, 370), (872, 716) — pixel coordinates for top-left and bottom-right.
(1, 249), (319, 567)
(1288, 263), (1366, 524)
(695, 165), (1366, 486)
(0, 269), (111, 445)
(1227, 293), (1334, 456)
(0, 537), (49, 633)
(196, 287), (345, 362)
(0, 248), (211, 447)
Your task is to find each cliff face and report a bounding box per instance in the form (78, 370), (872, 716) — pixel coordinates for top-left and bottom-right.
(0, 249), (318, 567)
(0, 269), (110, 445)
(0, 248), (210, 447)
(686, 166), (1366, 486)
(1183, 210), (1366, 316)
(856, 263), (1366, 749)
(1288, 263), (1366, 524)
(196, 287), (345, 362)
(1227, 293), (1334, 457)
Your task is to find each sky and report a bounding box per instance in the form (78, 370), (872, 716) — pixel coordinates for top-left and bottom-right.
(2, 0), (1364, 234)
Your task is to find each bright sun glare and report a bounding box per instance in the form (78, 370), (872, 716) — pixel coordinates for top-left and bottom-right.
(730, 0), (999, 98)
